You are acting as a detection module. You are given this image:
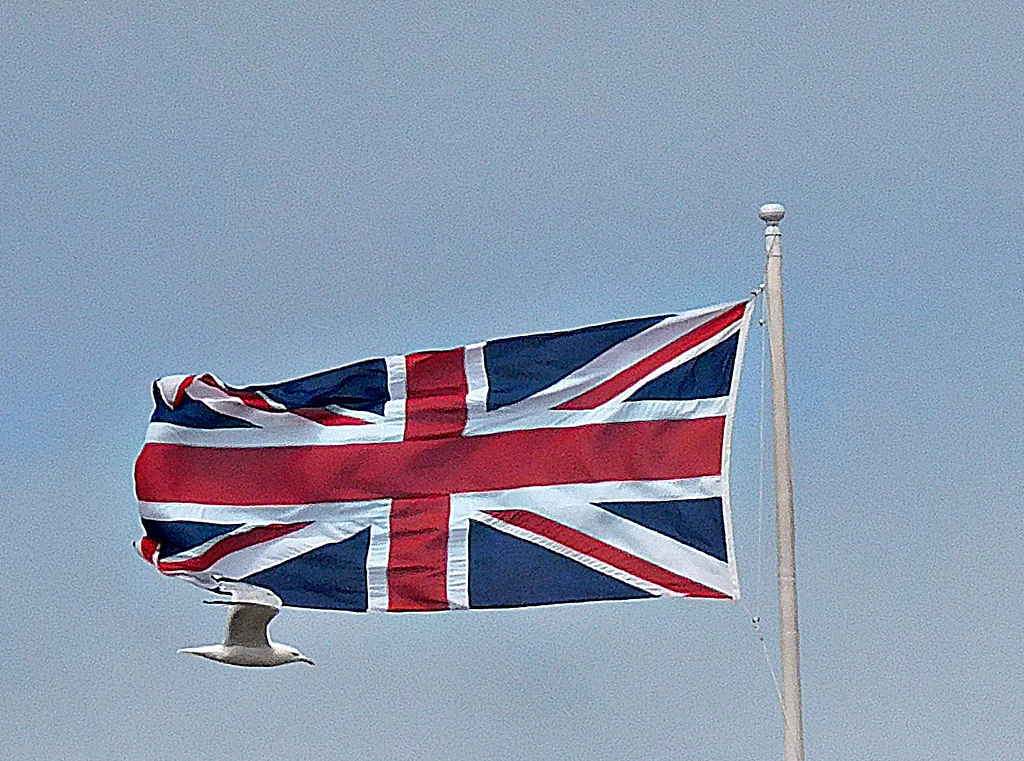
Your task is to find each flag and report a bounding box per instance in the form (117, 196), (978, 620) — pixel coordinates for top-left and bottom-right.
(135, 298), (753, 611)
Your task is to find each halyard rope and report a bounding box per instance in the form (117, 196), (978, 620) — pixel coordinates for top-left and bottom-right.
(755, 284), (767, 617)
(742, 284), (792, 731)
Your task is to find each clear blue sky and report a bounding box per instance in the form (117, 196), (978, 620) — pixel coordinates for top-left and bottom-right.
(2, 4), (1021, 760)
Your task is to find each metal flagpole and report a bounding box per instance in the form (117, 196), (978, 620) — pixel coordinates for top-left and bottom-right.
(759, 203), (806, 761)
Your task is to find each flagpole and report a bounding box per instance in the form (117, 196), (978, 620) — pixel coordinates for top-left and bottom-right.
(759, 203), (806, 761)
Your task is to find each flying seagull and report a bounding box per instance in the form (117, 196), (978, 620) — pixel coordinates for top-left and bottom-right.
(178, 581), (314, 667)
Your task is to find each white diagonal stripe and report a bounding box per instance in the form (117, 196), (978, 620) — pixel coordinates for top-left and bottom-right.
(450, 477), (735, 596)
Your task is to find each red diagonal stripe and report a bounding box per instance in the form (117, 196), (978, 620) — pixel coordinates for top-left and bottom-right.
(157, 522), (311, 573)
(557, 302), (747, 410)
(485, 510), (728, 598)
(198, 374), (279, 412)
(292, 408), (370, 426)
(172, 375), (195, 408)
(136, 417), (725, 506)
(138, 537), (159, 565)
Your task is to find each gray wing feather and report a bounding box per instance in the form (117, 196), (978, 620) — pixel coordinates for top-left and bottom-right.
(224, 603), (278, 648)
(213, 580), (283, 608)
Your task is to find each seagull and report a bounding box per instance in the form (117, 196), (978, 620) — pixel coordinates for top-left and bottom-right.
(178, 581), (314, 668)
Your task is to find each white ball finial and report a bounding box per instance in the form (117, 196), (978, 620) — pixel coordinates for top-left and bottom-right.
(759, 203), (785, 224)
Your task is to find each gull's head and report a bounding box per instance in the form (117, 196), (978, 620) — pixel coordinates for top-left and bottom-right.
(283, 645), (314, 666)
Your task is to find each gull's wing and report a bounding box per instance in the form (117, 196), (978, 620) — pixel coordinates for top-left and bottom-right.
(212, 579), (284, 608)
(223, 602), (278, 648)
(203, 580), (283, 647)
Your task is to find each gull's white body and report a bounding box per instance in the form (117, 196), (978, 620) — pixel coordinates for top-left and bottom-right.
(178, 581), (313, 668)
(179, 643), (310, 668)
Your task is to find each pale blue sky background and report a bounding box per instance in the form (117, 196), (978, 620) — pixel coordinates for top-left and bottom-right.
(2, 4), (1022, 760)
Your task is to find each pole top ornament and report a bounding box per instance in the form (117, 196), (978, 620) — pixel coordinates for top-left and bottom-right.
(758, 203), (785, 224)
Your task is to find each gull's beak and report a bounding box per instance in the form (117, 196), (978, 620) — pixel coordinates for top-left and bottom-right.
(300, 657), (315, 666)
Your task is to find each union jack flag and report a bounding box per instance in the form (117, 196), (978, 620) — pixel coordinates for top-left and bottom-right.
(135, 298), (753, 611)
